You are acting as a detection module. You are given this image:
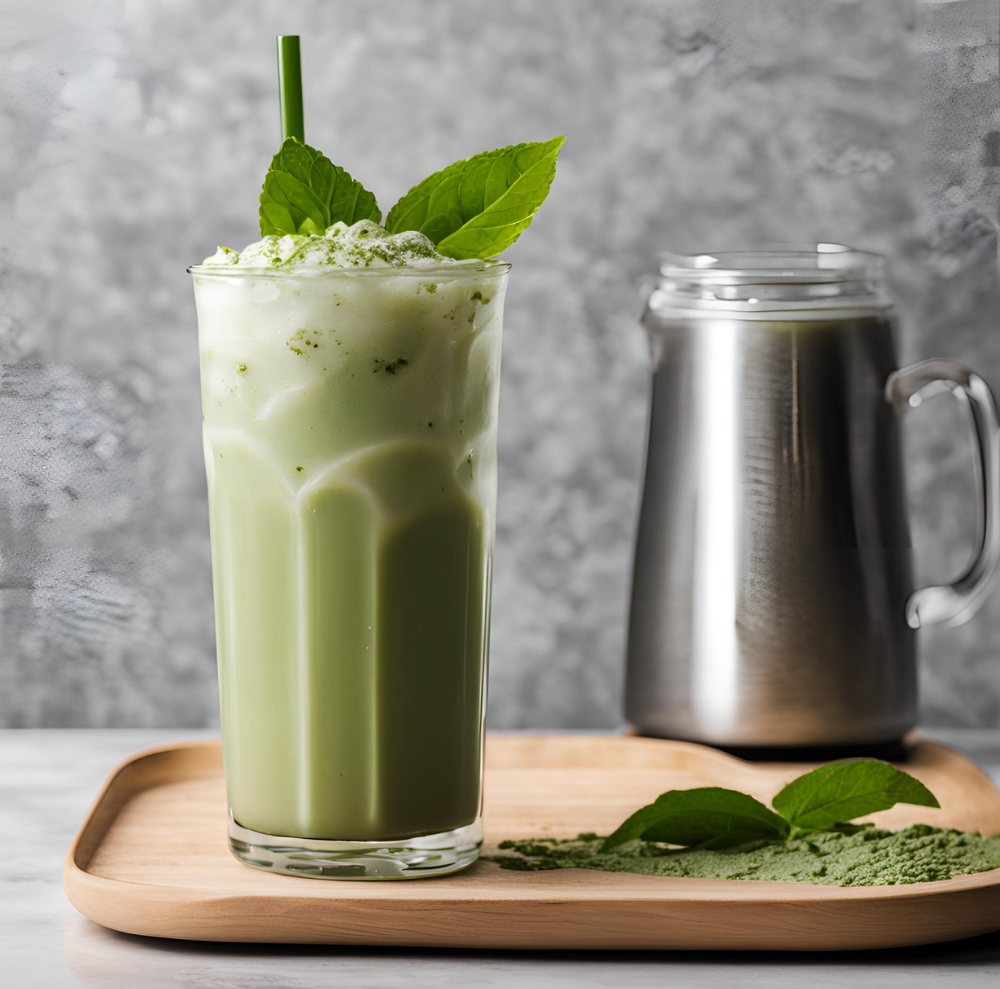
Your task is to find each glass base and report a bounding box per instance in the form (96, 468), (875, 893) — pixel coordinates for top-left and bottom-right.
(227, 813), (482, 880)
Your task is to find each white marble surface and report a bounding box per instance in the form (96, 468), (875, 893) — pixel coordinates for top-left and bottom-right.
(3, 729), (1000, 988)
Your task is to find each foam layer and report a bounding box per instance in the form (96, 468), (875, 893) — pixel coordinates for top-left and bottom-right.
(201, 220), (483, 270)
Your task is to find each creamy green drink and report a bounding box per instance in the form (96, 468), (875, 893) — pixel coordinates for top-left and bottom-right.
(193, 224), (508, 876)
(192, 36), (561, 877)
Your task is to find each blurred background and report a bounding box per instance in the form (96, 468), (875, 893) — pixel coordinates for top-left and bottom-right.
(0, 0), (998, 730)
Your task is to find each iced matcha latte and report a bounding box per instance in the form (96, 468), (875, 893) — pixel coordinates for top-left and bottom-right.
(193, 224), (506, 876)
(190, 69), (562, 876)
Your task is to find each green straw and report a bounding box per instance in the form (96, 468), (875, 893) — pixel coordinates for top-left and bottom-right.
(276, 35), (304, 142)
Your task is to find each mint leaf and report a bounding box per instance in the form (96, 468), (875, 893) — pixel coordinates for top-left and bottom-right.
(259, 138), (381, 237)
(384, 136), (564, 259)
(772, 760), (939, 831)
(601, 787), (790, 853)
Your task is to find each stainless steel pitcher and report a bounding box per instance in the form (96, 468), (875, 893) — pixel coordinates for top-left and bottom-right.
(625, 245), (1000, 750)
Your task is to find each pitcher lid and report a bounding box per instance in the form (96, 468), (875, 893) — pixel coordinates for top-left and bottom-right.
(650, 243), (892, 316)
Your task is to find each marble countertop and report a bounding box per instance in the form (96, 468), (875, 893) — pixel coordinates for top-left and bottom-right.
(4, 729), (1000, 988)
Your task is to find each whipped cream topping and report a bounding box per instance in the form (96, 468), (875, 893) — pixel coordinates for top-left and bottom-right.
(201, 220), (481, 270)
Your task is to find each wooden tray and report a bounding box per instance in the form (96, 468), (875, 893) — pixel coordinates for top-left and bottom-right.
(63, 735), (1000, 950)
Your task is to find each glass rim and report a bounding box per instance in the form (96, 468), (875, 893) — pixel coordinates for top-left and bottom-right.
(187, 260), (511, 279)
(658, 243), (884, 284)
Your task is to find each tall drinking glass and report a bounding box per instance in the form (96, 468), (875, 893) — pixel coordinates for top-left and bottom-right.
(190, 262), (509, 878)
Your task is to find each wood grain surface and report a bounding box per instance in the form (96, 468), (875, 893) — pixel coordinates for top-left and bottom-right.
(63, 735), (1000, 950)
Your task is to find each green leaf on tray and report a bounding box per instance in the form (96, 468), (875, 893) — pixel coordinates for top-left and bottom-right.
(384, 136), (565, 259)
(259, 138), (381, 237)
(601, 787), (791, 853)
(771, 759), (939, 831)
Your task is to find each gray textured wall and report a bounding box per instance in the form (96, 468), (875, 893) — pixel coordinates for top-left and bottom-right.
(0, 0), (998, 728)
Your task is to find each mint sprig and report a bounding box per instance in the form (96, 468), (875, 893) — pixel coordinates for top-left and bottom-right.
(603, 760), (939, 852)
(253, 135), (563, 258)
(385, 137), (564, 259)
(259, 138), (381, 237)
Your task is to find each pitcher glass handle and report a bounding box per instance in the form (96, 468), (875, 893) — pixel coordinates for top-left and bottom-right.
(886, 359), (1000, 629)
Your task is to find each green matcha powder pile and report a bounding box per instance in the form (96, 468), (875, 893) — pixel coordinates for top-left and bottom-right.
(489, 826), (1000, 886)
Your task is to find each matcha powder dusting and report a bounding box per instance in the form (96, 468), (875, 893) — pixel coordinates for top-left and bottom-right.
(490, 825), (1000, 887)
